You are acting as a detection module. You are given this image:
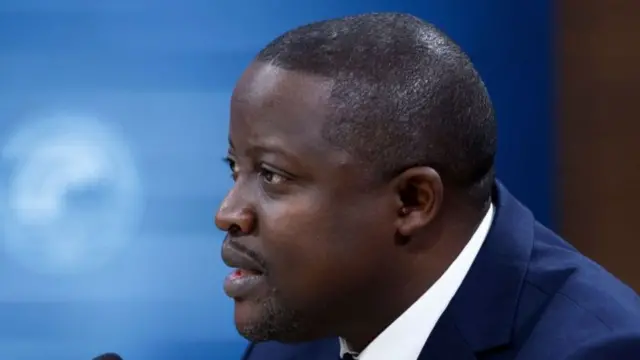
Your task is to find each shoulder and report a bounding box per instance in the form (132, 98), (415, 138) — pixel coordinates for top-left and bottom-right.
(528, 222), (640, 327)
(565, 332), (640, 359)
(240, 342), (290, 360)
(241, 338), (338, 360)
(514, 222), (640, 353)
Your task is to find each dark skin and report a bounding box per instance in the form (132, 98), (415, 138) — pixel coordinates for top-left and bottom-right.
(215, 62), (483, 351)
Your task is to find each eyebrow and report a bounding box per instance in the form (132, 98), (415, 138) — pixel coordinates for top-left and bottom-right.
(227, 136), (304, 165)
(247, 144), (296, 160)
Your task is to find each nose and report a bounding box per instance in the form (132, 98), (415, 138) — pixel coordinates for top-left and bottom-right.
(215, 184), (256, 235)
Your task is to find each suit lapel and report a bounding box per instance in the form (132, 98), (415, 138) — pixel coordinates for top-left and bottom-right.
(418, 311), (477, 360)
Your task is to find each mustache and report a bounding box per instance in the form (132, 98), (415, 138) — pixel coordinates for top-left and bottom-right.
(224, 236), (268, 270)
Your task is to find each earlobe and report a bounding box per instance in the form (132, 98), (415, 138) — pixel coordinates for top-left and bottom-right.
(394, 167), (443, 237)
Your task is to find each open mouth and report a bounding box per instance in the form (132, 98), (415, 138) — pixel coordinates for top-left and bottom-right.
(231, 268), (263, 278)
(224, 268), (266, 299)
(220, 240), (267, 298)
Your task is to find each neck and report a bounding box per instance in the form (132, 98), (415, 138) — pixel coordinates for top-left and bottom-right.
(337, 268), (440, 352)
(337, 207), (490, 352)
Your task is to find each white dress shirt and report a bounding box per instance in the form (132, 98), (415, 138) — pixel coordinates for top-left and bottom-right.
(339, 204), (495, 360)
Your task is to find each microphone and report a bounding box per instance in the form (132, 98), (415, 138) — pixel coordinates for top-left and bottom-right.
(92, 353), (123, 360)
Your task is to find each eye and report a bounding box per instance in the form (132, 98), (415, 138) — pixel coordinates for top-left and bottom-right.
(223, 157), (238, 180)
(258, 166), (287, 185)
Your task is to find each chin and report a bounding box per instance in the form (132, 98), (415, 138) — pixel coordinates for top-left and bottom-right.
(237, 327), (318, 344)
(233, 298), (318, 343)
(233, 300), (265, 332)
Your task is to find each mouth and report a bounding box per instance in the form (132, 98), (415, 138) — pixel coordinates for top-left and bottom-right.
(223, 268), (266, 300)
(221, 241), (267, 299)
(230, 268), (263, 277)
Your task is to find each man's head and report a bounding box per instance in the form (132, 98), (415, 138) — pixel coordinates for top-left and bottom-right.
(216, 12), (496, 345)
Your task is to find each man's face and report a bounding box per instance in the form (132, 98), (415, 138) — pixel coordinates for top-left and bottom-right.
(215, 63), (398, 342)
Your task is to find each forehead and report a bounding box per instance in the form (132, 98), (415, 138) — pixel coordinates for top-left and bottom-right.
(229, 62), (337, 155)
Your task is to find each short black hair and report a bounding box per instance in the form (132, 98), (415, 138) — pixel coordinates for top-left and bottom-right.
(255, 12), (496, 207)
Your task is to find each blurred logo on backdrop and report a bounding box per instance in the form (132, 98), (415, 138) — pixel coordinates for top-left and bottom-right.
(0, 115), (143, 275)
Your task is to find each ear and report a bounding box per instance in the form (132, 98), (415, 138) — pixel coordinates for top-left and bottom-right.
(392, 167), (443, 237)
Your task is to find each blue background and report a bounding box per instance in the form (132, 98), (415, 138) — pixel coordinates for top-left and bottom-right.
(0, 0), (552, 359)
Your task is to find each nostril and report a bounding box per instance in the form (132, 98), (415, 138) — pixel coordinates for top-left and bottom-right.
(228, 224), (242, 236)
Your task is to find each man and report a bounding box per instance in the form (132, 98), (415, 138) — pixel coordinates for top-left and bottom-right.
(215, 12), (640, 360)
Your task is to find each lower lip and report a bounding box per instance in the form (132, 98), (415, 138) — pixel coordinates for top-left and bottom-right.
(223, 269), (265, 299)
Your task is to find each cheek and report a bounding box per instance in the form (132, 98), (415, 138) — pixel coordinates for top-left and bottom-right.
(259, 199), (347, 296)
(259, 198), (387, 308)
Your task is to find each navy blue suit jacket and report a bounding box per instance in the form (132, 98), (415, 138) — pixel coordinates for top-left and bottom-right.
(241, 183), (640, 359)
